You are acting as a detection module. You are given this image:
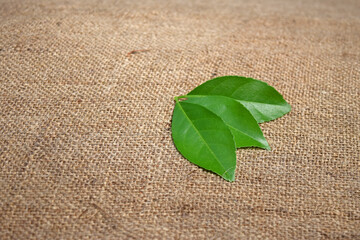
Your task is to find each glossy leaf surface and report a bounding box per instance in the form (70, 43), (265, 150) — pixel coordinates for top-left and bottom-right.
(183, 95), (270, 150)
(171, 101), (236, 181)
(171, 75), (291, 181)
(188, 76), (291, 123)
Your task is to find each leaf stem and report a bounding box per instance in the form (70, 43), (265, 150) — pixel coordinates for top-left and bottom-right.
(177, 95), (208, 99)
(174, 95), (189, 102)
(175, 94), (220, 102)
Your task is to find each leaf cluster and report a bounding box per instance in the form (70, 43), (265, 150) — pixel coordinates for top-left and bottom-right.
(171, 76), (291, 181)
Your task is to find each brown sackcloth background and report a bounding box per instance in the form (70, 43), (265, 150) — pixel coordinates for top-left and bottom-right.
(1, 0), (359, 239)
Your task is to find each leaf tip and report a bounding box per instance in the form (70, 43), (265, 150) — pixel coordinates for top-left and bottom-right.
(222, 166), (236, 182)
(286, 102), (292, 112)
(263, 141), (271, 151)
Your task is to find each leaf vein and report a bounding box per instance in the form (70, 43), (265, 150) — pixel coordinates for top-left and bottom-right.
(177, 102), (230, 177)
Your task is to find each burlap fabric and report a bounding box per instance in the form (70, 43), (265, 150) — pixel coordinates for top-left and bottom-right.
(1, 0), (359, 239)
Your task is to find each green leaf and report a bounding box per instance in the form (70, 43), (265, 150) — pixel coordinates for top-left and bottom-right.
(171, 99), (236, 181)
(188, 76), (291, 123)
(171, 75), (291, 181)
(182, 95), (270, 150)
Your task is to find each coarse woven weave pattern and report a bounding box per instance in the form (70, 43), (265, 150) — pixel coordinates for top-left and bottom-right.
(1, 0), (360, 239)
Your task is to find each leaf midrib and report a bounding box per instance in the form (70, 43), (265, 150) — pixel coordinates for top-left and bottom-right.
(185, 93), (288, 106)
(226, 124), (265, 146)
(237, 99), (289, 107)
(176, 101), (230, 177)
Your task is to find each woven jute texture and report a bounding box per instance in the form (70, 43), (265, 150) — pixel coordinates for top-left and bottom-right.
(1, 0), (359, 239)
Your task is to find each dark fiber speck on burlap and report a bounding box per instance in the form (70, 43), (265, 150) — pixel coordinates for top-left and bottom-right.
(0, 0), (359, 239)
